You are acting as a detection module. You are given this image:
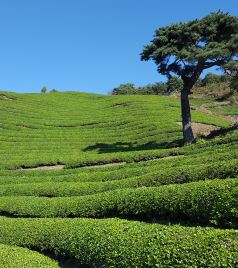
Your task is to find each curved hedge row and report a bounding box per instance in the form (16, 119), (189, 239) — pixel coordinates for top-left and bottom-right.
(0, 217), (237, 268)
(0, 160), (237, 197)
(1, 149), (238, 186)
(0, 244), (59, 268)
(0, 178), (237, 228)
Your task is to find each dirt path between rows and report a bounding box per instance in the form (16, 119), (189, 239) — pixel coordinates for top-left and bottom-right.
(20, 165), (65, 171)
(196, 105), (238, 124)
(176, 121), (219, 137)
(18, 154), (186, 171)
(82, 162), (127, 169)
(158, 154), (184, 160)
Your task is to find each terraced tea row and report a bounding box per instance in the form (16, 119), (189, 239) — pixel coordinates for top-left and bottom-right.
(0, 92), (230, 169)
(0, 158), (237, 198)
(0, 179), (237, 228)
(0, 217), (237, 268)
(0, 91), (237, 267)
(0, 244), (59, 268)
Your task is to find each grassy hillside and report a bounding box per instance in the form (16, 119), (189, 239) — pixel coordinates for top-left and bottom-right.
(0, 91), (238, 267)
(0, 91), (230, 169)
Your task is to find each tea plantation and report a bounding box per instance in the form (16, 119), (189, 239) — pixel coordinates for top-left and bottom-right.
(0, 91), (237, 267)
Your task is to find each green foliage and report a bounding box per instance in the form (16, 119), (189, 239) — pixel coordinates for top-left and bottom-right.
(0, 179), (237, 228)
(141, 12), (238, 82)
(203, 73), (223, 86)
(41, 86), (47, 94)
(0, 91), (238, 266)
(230, 77), (238, 92)
(201, 73), (231, 87)
(112, 83), (136, 95)
(112, 82), (167, 95)
(0, 218), (237, 268)
(166, 77), (183, 93)
(111, 73), (233, 95)
(0, 92), (229, 169)
(0, 244), (59, 267)
(137, 82), (167, 95)
(141, 11), (238, 142)
(223, 60), (238, 77)
(50, 89), (58, 93)
(0, 156), (237, 197)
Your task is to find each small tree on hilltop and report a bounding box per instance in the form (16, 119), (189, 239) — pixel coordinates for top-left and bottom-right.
(112, 83), (136, 95)
(41, 86), (47, 94)
(141, 12), (238, 143)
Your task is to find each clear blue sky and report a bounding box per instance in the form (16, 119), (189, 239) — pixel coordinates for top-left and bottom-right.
(1, 0), (237, 94)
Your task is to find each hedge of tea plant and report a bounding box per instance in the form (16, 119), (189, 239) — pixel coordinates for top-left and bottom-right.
(0, 217), (237, 268)
(0, 244), (59, 268)
(0, 91), (230, 169)
(0, 178), (237, 228)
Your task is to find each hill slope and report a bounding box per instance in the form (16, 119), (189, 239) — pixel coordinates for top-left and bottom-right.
(0, 91), (230, 169)
(0, 91), (237, 267)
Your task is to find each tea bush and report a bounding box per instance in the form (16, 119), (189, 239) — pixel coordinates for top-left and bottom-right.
(0, 178), (237, 228)
(0, 217), (237, 268)
(0, 244), (59, 268)
(0, 91), (238, 266)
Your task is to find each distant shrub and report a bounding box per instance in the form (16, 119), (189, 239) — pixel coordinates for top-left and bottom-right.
(112, 82), (168, 95)
(201, 73), (231, 87)
(41, 86), (47, 94)
(166, 77), (183, 94)
(202, 73), (222, 86)
(111, 73), (233, 96)
(137, 82), (167, 95)
(112, 83), (136, 95)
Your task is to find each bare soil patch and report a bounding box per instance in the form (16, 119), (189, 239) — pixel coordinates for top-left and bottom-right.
(176, 122), (219, 137)
(82, 162), (127, 169)
(225, 115), (238, 124)
(20, 165), (65, 171)
(159, 154), (184, 160)
(196, 105), (213, 115)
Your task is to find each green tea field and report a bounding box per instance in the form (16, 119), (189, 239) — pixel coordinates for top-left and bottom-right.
(0, 91), (238, 267)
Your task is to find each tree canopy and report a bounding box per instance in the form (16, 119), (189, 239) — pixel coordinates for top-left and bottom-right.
(141, 12), (238, 85)
(141, 11), (238, 143)
(41, 86), (47, 94)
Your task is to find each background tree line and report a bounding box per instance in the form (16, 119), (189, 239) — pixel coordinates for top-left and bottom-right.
(111, 73), (237, 95)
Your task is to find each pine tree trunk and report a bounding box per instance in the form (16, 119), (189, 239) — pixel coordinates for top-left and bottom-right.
(181, 86), (194, 143)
